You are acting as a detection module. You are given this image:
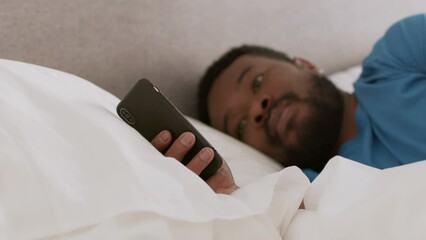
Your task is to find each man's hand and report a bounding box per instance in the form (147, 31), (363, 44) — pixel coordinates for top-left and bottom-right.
(151, 130), (239, 195)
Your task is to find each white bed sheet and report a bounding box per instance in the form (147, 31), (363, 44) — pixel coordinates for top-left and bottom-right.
(2, 59), (425, 240)
(285, 157), (426, 240)
(0, 59), (308, 239)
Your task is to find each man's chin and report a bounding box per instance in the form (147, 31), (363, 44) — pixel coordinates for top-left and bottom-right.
(272, 73), (344, 171)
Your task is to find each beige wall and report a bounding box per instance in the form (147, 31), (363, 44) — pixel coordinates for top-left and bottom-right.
(1, 0), (425, 116)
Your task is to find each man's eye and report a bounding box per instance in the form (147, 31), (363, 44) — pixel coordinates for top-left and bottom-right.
(237, 119), (247, 140)
(252, 75), (263, 93)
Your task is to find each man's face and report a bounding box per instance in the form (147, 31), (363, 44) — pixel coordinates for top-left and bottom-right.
(207, 55), (343, 170)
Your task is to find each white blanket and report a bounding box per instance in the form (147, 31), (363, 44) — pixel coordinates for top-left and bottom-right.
(285, 158), (426, 240)
(1, 59), (426, 239)
(0, 59), (308, 239)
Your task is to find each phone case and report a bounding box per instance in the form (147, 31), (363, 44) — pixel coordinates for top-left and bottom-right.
(116, 79), (223, 180)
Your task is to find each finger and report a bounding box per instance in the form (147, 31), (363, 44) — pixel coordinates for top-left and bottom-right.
(206, 166), (228, 190)
(151, 130), (172, 153)
(186, 147), (214, 175)
(206, 161), (237, 194)
(164, 132), (195, 161)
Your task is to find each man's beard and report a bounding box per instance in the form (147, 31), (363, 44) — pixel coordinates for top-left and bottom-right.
(266, 73), (344, 172)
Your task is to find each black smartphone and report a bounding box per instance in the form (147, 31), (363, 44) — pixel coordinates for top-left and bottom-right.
(116, 79), (223, 180)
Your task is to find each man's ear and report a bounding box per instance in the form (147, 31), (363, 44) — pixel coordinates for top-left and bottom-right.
(293, 57), (324, 74)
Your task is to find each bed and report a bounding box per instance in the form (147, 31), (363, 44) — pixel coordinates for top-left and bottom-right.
(2, 1), (426, 239)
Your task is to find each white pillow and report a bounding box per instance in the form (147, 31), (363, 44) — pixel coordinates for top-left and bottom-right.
(327, 65), (362, 93)
(189, 118), (283, 184)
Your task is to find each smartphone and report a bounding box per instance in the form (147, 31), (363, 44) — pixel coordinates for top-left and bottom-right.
(116, 79), (223, 180)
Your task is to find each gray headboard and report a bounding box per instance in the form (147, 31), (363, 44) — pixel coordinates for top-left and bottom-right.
(2, 0), (425, 117)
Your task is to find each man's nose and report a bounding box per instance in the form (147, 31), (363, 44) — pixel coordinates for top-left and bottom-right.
(249, 95), (271, 127)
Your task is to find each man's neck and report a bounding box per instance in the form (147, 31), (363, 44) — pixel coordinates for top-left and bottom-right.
(333, 92), (358, 154)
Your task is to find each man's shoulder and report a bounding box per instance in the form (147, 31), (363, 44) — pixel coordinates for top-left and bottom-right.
(358, 13), (426, 78)
(385, 14), (425, 37)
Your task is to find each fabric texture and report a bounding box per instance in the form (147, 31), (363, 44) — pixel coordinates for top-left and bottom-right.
(342, 14), (426, 168)
(285, 157), (426, 240)
(2, 59), (426, 239)
(305, 14), (426, 181)
(0, 59), (309, 239)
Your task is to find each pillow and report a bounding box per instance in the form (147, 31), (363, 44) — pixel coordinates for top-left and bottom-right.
(327, 65), (362, 93)
(188, 118), (283, 184)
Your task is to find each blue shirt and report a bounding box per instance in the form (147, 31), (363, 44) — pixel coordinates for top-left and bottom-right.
(304, 14), (426, 181)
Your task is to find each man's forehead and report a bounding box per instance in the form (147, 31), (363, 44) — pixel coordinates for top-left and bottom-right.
(232, 54), (269, 66)
(210, 55), (276, 102)
(228, 54), (291, 73)
(216, 55), (259, 82)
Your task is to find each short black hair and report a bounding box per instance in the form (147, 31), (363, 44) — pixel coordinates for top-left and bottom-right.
(197, 45), (293, 124)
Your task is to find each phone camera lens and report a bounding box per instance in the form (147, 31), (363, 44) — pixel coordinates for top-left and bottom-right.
(120, 108), (135, 125)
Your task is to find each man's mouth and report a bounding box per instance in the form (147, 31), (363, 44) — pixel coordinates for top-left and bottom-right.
(267, 100), (294, 144)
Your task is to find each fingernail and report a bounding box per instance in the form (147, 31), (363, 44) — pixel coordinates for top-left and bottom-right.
(160, 131), (169, 143)
(200, 148), (212, 161)
(180, 133), (194, 146)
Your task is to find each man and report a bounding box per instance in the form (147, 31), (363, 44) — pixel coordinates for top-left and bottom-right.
(151, 14), (426, 194)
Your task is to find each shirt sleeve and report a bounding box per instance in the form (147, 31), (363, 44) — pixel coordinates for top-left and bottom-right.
(359, 14), (426, 81)
(353, 14), (426, 165)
